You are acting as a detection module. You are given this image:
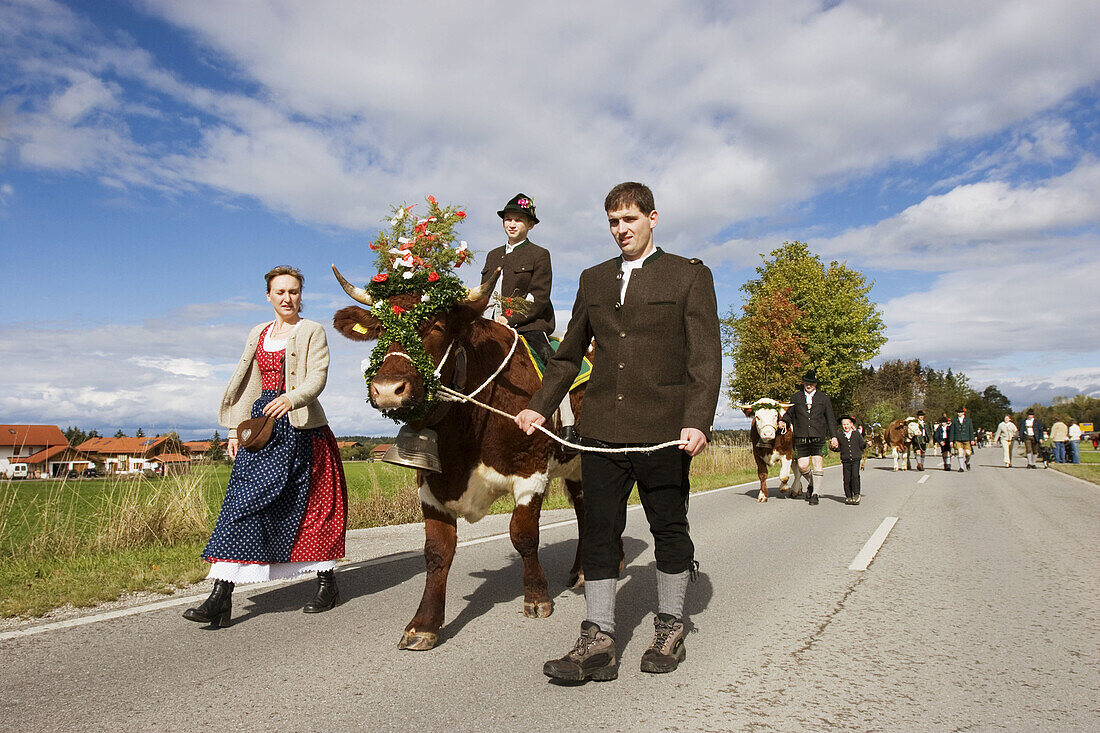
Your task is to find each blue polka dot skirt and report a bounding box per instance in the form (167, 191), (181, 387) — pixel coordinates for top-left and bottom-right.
(203, 390), (348, 567)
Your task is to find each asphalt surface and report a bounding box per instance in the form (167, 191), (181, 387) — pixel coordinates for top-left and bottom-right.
(0, 447), (1097, 732)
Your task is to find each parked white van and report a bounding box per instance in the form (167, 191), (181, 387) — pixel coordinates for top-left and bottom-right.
(0, 460), (28, 479)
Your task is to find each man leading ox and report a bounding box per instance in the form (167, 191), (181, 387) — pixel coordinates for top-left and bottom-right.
(781, 370), (839, 505)
(516, 181), (721, 682)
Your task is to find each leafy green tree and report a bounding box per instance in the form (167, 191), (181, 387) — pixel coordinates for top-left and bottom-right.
(865, 400), (903, 429)
(135, 427), (145, 438)
(723, 287), (805, 402)
(64, 426), (87, 446)
(967, 385), (1012, 429)
(205, 430), (226, 461)
(731, 241), (886, 407)
(114, 429), (126, 438)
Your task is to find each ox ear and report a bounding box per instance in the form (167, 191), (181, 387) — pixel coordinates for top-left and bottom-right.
(333, 306), (382, 342)
(779, 402), (793, 414)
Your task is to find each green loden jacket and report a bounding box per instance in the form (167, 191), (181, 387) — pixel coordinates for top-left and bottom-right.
(527, 248), (722, 444)
(949, 415), (975, 443)
(480, 240), (555, 336)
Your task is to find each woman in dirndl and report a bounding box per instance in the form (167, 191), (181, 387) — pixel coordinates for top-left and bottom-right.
(184, 266), (348, 627)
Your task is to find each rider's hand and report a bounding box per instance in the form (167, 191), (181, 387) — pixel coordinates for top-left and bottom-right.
(515, 409), (545, 435)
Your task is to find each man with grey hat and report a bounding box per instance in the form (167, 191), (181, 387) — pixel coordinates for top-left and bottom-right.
(481, 193), (555, 363)
(780, 370), (839, 505)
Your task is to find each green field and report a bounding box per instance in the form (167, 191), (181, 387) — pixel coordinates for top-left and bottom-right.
(0, 446), (825, 618)
(1049, 441), (1100, 485)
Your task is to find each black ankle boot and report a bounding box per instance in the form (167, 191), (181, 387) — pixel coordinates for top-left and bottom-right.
(183, 580), (233, 627)
(303, 570), (341, 613)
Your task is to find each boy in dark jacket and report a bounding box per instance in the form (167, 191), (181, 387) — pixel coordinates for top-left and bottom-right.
(837, 416), (866, 504)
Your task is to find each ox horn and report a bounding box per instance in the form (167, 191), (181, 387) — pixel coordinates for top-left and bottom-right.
(466, 267), (501, 304)
(332, 264), (372, 306)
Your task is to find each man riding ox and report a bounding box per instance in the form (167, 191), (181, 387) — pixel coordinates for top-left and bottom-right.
(883, 417), (923, 471)
(738, 399), (795, 502)
(329, 198), (584, 651)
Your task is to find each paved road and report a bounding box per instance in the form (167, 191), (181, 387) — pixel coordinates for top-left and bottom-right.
(1, 447), (1097, 732)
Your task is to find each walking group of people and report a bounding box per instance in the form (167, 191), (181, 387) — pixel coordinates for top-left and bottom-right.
(185, 183), (726, 685)
(992, 410), (1084, 467)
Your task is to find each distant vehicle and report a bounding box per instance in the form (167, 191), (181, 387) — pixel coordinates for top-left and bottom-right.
(82, 468), (99, 478)
(0, 460), (28, 480)
(67, 469), (80, 478)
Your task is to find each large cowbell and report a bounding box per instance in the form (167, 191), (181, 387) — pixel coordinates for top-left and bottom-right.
(383, 425), (442, 473)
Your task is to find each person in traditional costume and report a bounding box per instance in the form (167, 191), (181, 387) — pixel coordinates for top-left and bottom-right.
(480, 193), (555, 363)
(183, 266), (348, 627)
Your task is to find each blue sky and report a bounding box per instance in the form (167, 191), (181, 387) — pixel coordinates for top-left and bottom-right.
(3, 0), (1099, 439)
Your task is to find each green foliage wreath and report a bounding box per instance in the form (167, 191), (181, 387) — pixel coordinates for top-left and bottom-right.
(361, 196), (474, 422)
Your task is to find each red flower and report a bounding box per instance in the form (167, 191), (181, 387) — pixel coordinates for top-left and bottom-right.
(426, 234), (435, 241)
(371, 273), (388, 282)
(427, 271), (440, 282)
(392, 305), (406, 315)
(427, 195), (437, 205)
(504, 309), (514, 317)
(456, 210), (466, 219)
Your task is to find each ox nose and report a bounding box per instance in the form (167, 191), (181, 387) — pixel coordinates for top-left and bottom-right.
(760, 427), (776, 440)
(371, 377), (413, 409)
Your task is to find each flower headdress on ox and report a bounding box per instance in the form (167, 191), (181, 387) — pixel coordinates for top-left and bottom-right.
(333, 196), (474, 422)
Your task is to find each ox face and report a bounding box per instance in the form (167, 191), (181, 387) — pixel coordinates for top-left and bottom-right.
(740, 399), (793, 442)
(332, 268), (499, 416)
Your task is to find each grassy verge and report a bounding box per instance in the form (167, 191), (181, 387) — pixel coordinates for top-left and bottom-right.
(1049, 443), (1100, 485)
(1, 443), (832, 618)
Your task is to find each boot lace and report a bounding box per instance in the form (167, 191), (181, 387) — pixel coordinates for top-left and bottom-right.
(569, 632), (595, 659)
(651, 619), (676, 651)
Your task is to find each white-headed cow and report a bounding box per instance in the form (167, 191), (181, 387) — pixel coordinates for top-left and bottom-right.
(739, 398), (795, 502)
(331, 266), (584, 650)
(883, 417), (922, 471)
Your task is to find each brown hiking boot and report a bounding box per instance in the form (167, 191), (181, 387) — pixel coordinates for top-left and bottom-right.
(543, 621), (618, 682)
(640, 613), (686, 674)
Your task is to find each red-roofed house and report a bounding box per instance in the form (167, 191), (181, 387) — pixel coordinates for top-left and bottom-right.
(0, 425), (69, 461)
(76, 435), (187, 475)
(19, 445), (97, 478)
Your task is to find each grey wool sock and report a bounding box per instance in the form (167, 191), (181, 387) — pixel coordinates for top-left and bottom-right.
(657, 569), (690, 619)
(585, 578), (618, 635)
(812, 469), (824, 496)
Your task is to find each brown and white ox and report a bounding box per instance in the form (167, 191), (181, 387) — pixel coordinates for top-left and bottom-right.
(331, 266), (584, 651)
(883, 417), (922, 471)
(739, 399), (795, 502)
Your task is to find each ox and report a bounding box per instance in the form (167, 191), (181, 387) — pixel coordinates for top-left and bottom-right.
(332, 267), (584, 650)
(866, 424), (886, 459)
(883, 417), (922, 471)
(739, 399), (795, 502)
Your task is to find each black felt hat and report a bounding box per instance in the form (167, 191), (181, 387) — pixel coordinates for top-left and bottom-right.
(838, 415), (856, 424)
(917, 410), (925, 416)
(956, 406), (966, 413)
(497, 193), (538, 224)
(801, 369), (818, 385)
(1026, 408), (1035, 415)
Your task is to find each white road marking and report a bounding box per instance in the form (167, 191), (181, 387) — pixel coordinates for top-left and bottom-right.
(918, 475), (929, 484)
(849, 517), (899, 571)
(1, 471), (840, 641)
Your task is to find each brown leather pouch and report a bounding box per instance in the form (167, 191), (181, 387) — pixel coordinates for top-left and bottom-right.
(235, 350), (285, 453)
(237, 416), (274, 452)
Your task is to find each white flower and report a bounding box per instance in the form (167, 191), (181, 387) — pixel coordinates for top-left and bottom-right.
(391, 207), (406, 224)
(421, 293), (431, 302)
(456, 240), (468, 252)
(397, 237), (412, 245)
(402, 271), (414, 279)
(360, 358), (372, 373)
(388, 247), (404, 256)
